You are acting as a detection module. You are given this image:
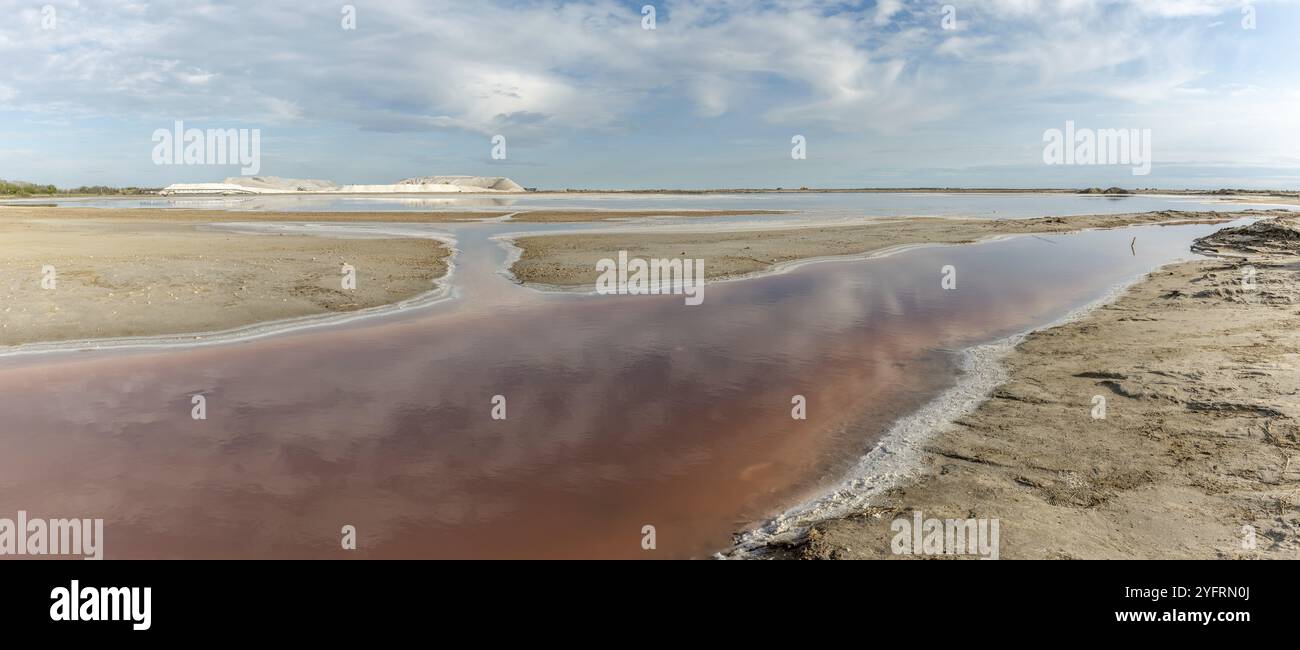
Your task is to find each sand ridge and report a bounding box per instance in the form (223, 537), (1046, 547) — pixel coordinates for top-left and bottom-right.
(0, 216), (452, 349)
(508, 209), (1291, 288)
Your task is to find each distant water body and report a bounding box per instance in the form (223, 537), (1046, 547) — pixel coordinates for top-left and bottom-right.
(4, 191), (1289, 219)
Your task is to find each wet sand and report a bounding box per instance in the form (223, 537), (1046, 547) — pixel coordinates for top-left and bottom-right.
(0, 215), (450, 348)
(509, 210), (1290, 288)
(760, 215), (1300, 560)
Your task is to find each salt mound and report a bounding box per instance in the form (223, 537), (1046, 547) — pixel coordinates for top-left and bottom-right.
(397, 176), (524, 192)
(221, 176), (338, 192)
(1193, 215), (1300, 256)
(161, 174), (524, 195)
(160, 177), (337, 195)
(160, 182), (262, 195)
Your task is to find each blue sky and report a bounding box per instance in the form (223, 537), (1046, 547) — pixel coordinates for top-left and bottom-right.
(1, 0), (1298, 189)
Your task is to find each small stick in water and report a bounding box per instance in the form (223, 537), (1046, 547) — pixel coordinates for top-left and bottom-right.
(1130, 236), (1137, 255)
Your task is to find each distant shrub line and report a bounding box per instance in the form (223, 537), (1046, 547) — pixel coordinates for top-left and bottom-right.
(0, 180), (154, 196)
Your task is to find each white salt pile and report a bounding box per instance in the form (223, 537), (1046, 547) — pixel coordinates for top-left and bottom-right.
(160, 175), (524, 195)
(396, 176), (524, 192)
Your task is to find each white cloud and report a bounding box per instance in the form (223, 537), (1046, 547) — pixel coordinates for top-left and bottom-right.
(0, 0), (1279, 133)
(873, 0), (905, 25)
(0, 0), (1296, 183)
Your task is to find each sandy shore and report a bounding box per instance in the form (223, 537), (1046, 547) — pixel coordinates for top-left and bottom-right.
(754, 216), (1300, 559)
(509, 210), (1287, 288)
(0, 215), (450, 349)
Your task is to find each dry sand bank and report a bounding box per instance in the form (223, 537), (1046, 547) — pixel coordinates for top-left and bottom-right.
(761, 216), (1300, 560)
(509, 210), (1287, 288)
(0, 217), (450, 348)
